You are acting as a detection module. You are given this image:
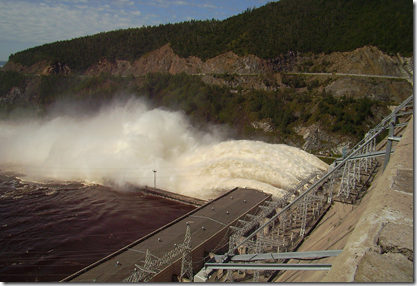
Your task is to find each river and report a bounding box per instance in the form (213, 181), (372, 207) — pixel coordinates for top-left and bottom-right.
(0, 172), (194, 282)
(0, 98), (328, 281)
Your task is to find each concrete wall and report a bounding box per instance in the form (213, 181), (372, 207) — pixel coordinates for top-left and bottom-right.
(323, 116), (413, 282)
(273, 116), (413, 283)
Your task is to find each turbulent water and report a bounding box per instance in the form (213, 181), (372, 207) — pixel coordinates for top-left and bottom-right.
(0, 98), (328, 282)
(0, 173), (195, 282)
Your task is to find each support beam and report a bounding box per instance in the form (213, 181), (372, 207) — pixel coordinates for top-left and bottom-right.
(396, 111), (414, 116)
(387, 136), (402, 142)
(221, 249), (343, 262)
(232, 122), (386, 254)
(395, 122), (409, 128)
(204, 263), (332, 271)
(335, 150), (395, 161)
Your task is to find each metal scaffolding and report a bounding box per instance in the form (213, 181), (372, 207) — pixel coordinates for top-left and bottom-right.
(200, 94), (413, 282)
(180, 224), (193, 281)
(123, 224), (194, 282)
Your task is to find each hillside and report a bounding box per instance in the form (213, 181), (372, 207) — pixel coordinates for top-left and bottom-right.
(0, 45), (412, 155)
(5, 0), (412, 73)
(0, 0), (413, 156)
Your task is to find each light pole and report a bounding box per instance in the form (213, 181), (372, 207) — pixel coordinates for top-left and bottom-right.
(153, 169), (157, 191)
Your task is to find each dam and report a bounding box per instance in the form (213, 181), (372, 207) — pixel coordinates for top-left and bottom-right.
(61, 94), (413, 283)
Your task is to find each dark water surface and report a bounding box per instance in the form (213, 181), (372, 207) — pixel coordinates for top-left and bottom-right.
(0, 171), (195, 282)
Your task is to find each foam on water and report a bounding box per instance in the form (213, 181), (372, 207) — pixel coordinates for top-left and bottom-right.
(0, 98), (328, 200)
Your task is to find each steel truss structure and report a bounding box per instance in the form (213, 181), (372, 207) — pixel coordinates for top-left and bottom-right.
(124, 94), (413, 282)
(123, 224), (193, 282)
(201, 94), (413, 282)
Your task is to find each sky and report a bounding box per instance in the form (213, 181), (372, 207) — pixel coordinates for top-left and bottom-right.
(0, 0), (272, 61)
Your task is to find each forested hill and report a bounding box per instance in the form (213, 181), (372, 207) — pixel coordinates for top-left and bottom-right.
(8, 0), (412, 73)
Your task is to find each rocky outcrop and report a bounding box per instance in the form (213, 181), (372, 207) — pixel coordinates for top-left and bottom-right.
(44, 62), (71, 75)
(82, 44), (413, 101)
(202, 52), (268, 75)
(324, 46), (411, 77)
(324, 76), (412, 102)
(88, 44), (409, 77)
(5, 44), (412, 80)
(291, 46), (412, 77)
(3, 60), (71, 75)
(251, 121), (274, 132)
(294, 124), (354, 155)
(85, 44), (270, 77)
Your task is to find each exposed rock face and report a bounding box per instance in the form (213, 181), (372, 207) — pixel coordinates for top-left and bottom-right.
(294, 124), (353, 155)
(323, 46), (411, 77)
(45, 62), (71, 75)
(251, 121), (274, 132)
(4, 44), (412, 80)
(324, 77), (411, 102)
(85, 44), (270, 77)
(3, 60), (71, 75)
(202, 52), (268, 75)
(268, 51), (301, 73)
(81, 44), (413, 102)
(285, 46), (412, 77)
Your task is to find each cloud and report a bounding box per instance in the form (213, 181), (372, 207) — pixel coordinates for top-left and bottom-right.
(147, 0), (170, 8)
(201, 3), (218, 9)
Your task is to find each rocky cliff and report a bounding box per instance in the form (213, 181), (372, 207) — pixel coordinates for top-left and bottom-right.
(6, 44), (412, 78)
(5, 44), (411, 101)
(81, 45), (412, 80)
(83, 44), (269, 77)
(4, 60), (71, 75)
(82, 45), (413, 105)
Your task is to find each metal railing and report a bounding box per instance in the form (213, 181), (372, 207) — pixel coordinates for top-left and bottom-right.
(204, 94), (413, 282)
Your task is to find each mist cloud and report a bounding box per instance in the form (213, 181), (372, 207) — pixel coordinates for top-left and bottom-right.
(0, 98), (327, 200)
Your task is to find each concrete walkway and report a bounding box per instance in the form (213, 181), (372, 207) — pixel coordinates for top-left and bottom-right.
(323, 117), (414, 282)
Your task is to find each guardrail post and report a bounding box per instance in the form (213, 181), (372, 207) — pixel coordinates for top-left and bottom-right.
(383, 115), (396, 171)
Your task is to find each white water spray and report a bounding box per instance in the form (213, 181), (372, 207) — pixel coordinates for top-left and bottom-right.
(0, 98), (328, 200)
